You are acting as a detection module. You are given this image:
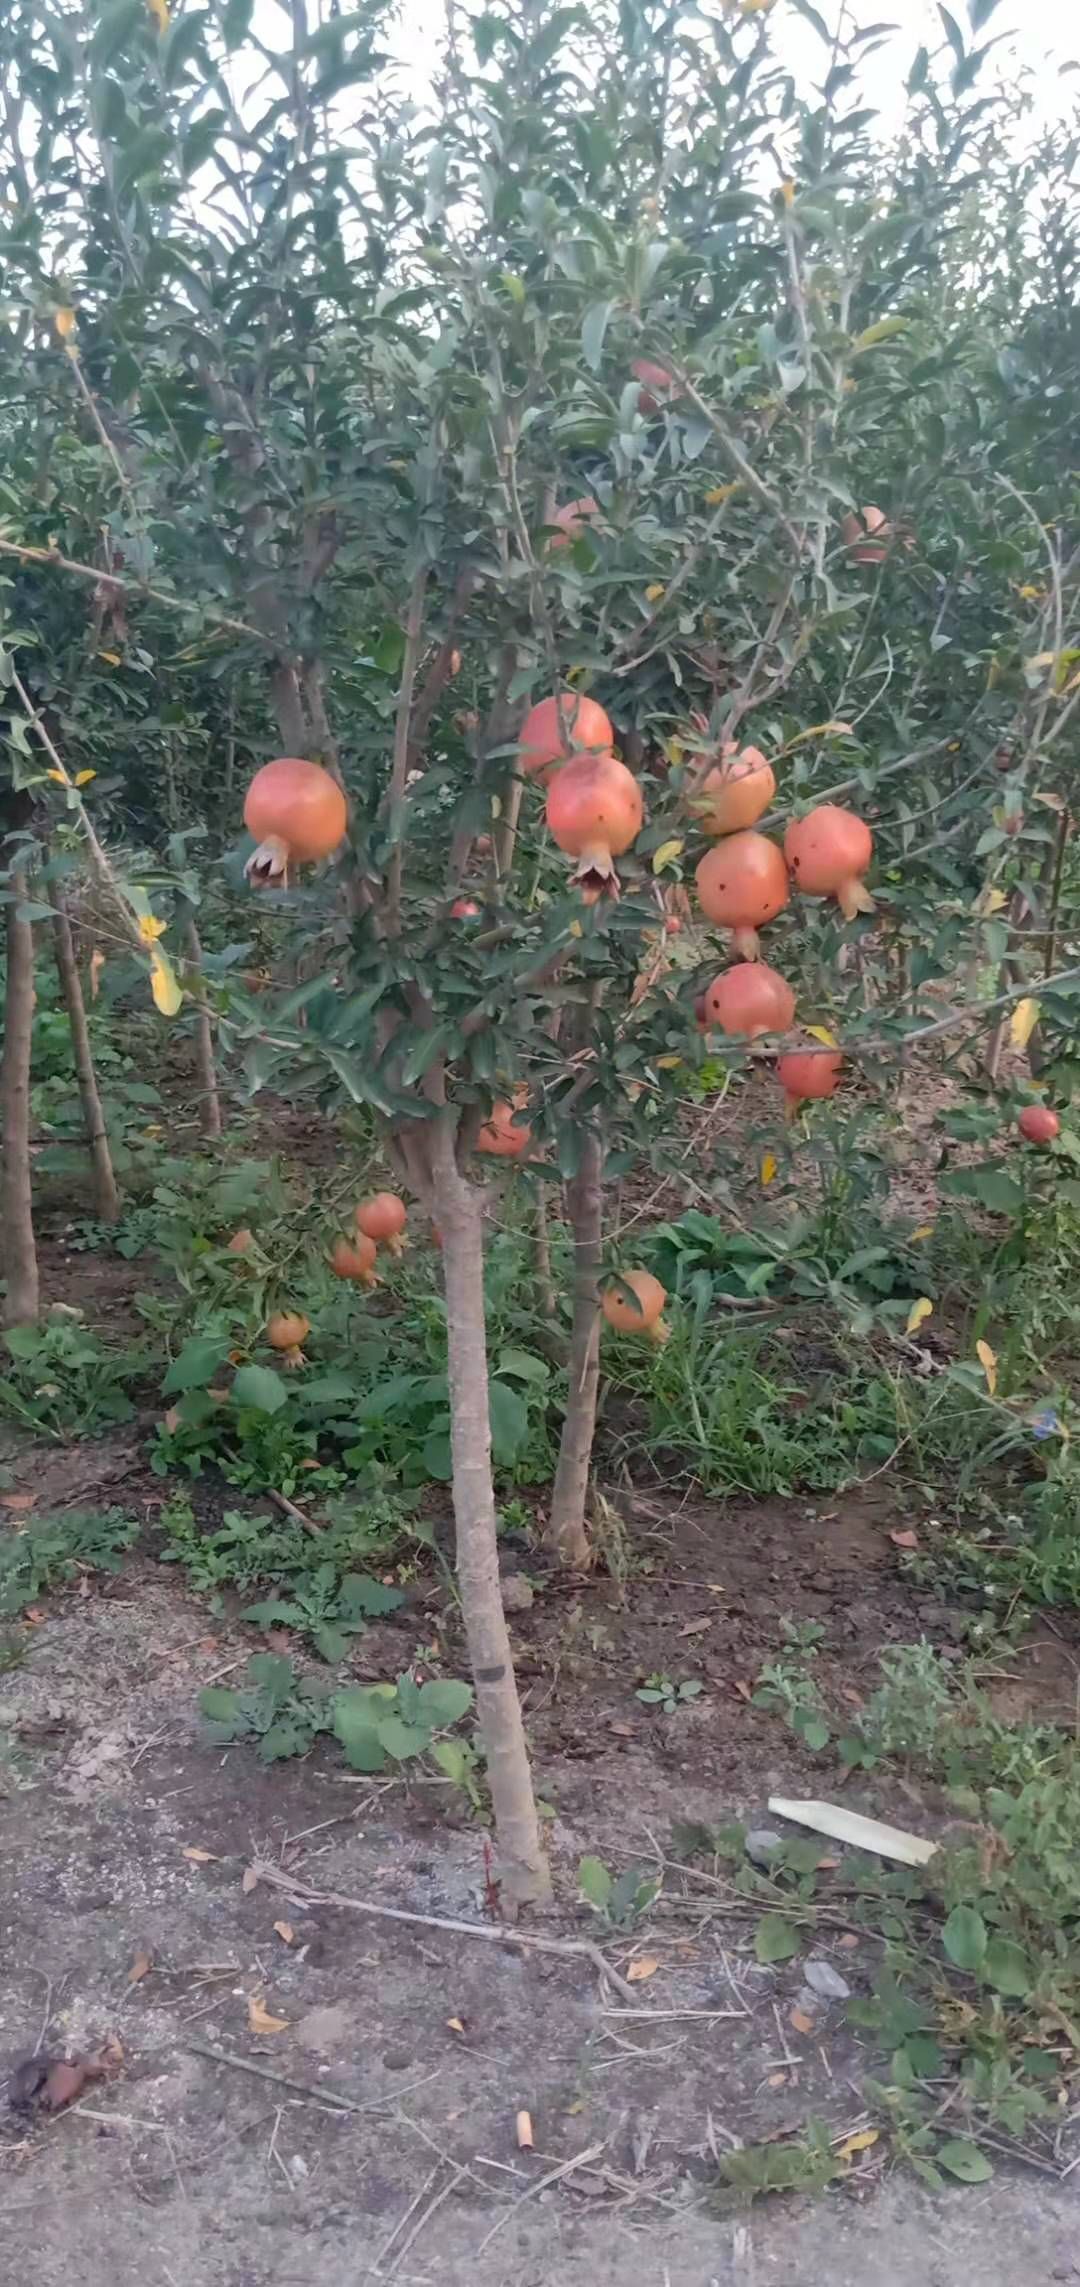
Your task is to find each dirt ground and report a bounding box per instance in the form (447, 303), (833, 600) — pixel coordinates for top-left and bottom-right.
(3, 1425), (1080, 2285)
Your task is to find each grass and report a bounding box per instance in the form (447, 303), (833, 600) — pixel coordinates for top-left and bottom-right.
(0, 1507), (140, 1619)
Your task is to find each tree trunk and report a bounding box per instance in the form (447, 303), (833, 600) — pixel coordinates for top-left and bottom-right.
(546, 1128), (603, 1567)
(48, 884), (120, 1221)
(430, 1116), (550, 1912)
(533, 1184), (557, 1320)
(2, 876), (39, 1326)
(183, 918), (223, 1139)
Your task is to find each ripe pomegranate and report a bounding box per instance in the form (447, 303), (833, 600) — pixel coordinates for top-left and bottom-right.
(840, 504), (890, 564)
(602, 1269), (669, 1345)
(226, 1227), (254, 1255)
(328, 1232), (378, 1286)
(243, 758), (348, 885)
(450, 896), (481, 920)
(546, 752), (644, 901)
(266, 1310), (310, 1367)
(548, 496), (600, 549)
(694, 830), (789, 957)
(776, 1048), (843, 1114)
(518, 693), (613, 780)
(355, 1192), (408, 1254)
(1018, 1104), (1059, 1145)
(690, 746), (776, 837)
(784, 805), (874, 920)
(477, 1097), (532, 1158)
(632, 358), (676, 413)
(704, 962), (795, 1039)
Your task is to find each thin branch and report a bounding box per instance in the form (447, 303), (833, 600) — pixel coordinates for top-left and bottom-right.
(659, 361), (805, 559)
(0, 537), (273, 651)
(385, 566), (430, 935)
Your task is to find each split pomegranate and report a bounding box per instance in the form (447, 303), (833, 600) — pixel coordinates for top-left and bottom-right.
(518, 692), (614, 780)
(1018, 1104), (1060, 1145)
(243, 757), (348, 886)
(694, 830), (789, 957)
(548, 496), (600, 549)
(328, 1232), (378, 1286)
(355, 1192), (408, 1254)
(601, 1269), (669, 1345)
(477, 1097), (532, 1158)
(226, 1227), (254, 1255)
(546, 752), (644, 901)
(776, 1047), (843, 1114)
(784, 805), (874, 920)
(690, 746), (776, 837)
(704, 962), (795, 1039)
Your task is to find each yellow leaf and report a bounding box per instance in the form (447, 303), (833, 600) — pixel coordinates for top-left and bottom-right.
(97, 650), (121, 666)
(88, 948), (105, 1000)
(1016, 584), (1044, 601)
(247, 1990), (289, 2036)
(1010, 997), (1040, 1051)
(911, 1223), (934, 1242)
(975, 1339), (998, 1397)
(704, 483), (739, 506)
(652, 837), (684, 874)
(46, 767), (70, 785)
(837, 2127), (880, 2162)
(54, 306), (77, 339)
(446, 2016), (465, 2033)
(1032, 790), (1066, 811)
(273, 1921), (295, 1946)
(645, 582), (665, 603)
(182, 1846), (218, 1865)
(149, 945), (183, 1017)
(655, 1053), (683, 1069)
(780, 176), (796, 204)
(147, 0), (170, 30)
(760, 1152), (777, 1187)
(568, 918), (583, 939)
(137, 911), (167, 943)
(805, 1023), (838, 1049)
(628, 1956), (660, 1983)
(74, 769), (96, 786)
(906, 1297), (934, 1336)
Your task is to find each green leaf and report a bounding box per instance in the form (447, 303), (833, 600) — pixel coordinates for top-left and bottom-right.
(199, 1686), (241, 1726)
(495, 1347), (550, 1386)
(338, 1575), (404, 1618)
(416, 1678), (473, 1727)
(488, 1379), (528, 1463)
(937, 2139), (993, 2182)
(942, 1903), (987, 1971)
(376, 1715), (432, 1760)
(581, 299), (613, 371)
(231, 1363), (288, 1415)
(333, 1692), (389, 1770)
(983, 1935), (1034, 1996)
(91, 0), (142, 64)
(940, 1165), (1024, 1216)
(755, 1915), (800, 1965)
(578, 1854), (613, 1910)
(163, 1333), (229, 1394)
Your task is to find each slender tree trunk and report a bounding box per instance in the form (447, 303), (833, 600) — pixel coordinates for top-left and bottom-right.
(430, 1116), (550, 1912)
(546, 1128), (603, 1567)
(48, 883), (121, 1221)
(183, 917), (223, 1138)
(2, 875), (39, 1326)
(533, 1184), (557, 1320)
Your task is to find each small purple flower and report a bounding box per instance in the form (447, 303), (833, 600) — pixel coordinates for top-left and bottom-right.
(1031, 1408), (1061, 1441)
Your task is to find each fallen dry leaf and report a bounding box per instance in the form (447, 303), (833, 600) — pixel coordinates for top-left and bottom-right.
(515, 2108), (534, 2151)
(273, 1921), (295, 1947)
(627, 1956), (659, 1984)
(837, 2126), (880, 2162)
(609, 1720), (635, 1738)
(247, 1990), (289, 2037)
(127, 1950), (152, 1986)
(837, 1933), (860, 1950)
(0, 1492), (35, 1512)
(766, 2070), (788, 2088)
(679, 1618), (711, 1638)
(23, 1608), (46, 1626)
(889, 1528), (919, 1551)
(790, 2007), (815, 2035)
(241, 1866), (259, 1895)
(446, 2016), (466, 2034)
(731, 1680), (753, 1702)
(182, 1846), (219, 1865)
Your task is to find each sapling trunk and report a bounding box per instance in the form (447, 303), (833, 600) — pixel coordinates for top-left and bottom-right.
(183, 917), (223, 1139)
(546, 1127), (603, 1567)
(532, 1183), (557, 1320)
(430, 1116), (551, 1911)
(48, 882), (120, 1222)
(1, 872), (39, 1327)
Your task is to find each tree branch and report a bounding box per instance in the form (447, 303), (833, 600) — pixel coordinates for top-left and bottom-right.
(385, 565), (430, 935)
